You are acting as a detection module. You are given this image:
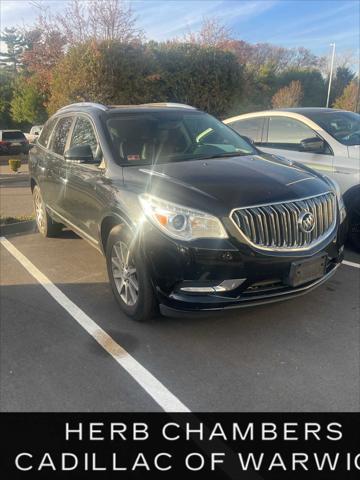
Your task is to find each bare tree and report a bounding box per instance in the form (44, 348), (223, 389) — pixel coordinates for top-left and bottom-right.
(229, 42), (324, 73)
(272, 80), (303, 108)
(52, 0), (143, 45)
(89, 0), (142, 43)
(334, 50), (358, 71)
(183, 17), (232, 48)
(56, 0), (89, 44)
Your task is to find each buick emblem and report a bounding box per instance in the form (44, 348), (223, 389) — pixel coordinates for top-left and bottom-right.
(298, 211), (315, 233)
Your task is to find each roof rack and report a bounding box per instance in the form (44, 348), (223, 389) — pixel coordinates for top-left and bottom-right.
(139, 102), (196, 109)
(56, 102), (196, 113)
(57, 102), (108, 112)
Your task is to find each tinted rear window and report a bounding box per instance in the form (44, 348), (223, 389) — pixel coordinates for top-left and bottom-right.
(2, 131), (25, 140)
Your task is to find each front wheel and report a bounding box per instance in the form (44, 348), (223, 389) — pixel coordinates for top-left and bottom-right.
(33, 185), (62, 237)
(106, 225), (157, 321)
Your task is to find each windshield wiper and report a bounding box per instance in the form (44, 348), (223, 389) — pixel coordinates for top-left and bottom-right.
(197, 151), (253, 160)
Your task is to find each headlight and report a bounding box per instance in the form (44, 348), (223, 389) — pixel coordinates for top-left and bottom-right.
(139, 194), (228, 240)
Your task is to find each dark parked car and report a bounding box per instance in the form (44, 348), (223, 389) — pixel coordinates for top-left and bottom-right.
(29, 103), (347, 321)
(0, 130), (29, 155)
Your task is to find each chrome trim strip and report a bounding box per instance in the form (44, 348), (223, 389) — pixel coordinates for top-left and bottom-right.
(286, 177), (315, 186)
(47, 206), (100, 246)
(230, 191), (332, 211)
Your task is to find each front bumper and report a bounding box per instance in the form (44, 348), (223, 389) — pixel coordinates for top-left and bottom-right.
(141, 218), (346, 315)
(0, 145), (29, 155)
(159, 262), (341, 316)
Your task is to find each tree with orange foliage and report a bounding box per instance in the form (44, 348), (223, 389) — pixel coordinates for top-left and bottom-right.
(272, 80), (303, 108)
(333, 80), (360, 113)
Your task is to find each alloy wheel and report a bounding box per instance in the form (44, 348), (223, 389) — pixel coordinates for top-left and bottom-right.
(111, 240), (139, 306)
(34, 188), (46, 235)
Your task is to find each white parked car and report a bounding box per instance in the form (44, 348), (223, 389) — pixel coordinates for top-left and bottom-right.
(25, 125), (43, 144)
(224, 108), (360, 249)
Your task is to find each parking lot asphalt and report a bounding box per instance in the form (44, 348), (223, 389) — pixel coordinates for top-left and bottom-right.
(0, 182), (33, 217)
(1, 230), (359, 412)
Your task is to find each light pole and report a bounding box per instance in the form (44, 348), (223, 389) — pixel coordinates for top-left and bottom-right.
(326, 42), (336, 108)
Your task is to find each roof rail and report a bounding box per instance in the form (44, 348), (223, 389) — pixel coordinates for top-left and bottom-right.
(140, 102), (196, 109)
(57, 102), (108, 112)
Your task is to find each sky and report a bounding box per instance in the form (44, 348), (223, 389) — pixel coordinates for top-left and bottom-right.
(0, 0), (359, 63)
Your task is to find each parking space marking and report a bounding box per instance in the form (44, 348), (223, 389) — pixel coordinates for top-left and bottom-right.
(0, 236), (190, 413)
(343, 260), (360, 269)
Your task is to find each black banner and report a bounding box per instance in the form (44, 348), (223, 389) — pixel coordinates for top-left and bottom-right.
(1, 413), (359, 479)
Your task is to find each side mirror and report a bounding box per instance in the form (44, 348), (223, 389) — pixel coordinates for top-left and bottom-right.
(64, 144), (94, 163)
(300, 137), (325, 153)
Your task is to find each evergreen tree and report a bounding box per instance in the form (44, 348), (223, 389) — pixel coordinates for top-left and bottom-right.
(10, 76), (47, 124)
(0, 27), (26, 73)
(330, 67), (355, 106)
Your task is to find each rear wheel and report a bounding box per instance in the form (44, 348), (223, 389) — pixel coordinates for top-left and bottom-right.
(33, 185), (62, 237)
(106, 225), (157, 321)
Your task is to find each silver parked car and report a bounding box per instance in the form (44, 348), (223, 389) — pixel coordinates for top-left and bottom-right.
(224, 108), (360, 249)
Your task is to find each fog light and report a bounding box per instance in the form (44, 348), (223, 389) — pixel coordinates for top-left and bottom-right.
(220, 251), (233, 261)
(214, 279), (246, 292)
(180, 278), (246, 293)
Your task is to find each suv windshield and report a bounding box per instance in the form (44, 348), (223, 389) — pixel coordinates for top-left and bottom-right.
(105, 111), (256, 165)
(306, 111), (360, 146)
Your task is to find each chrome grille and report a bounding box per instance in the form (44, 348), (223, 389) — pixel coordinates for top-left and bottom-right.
(231, 192), (337, 250)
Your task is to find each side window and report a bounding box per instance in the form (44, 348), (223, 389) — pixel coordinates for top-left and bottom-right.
(228, 118), (264, 143)
(51, 116), (73, 156)
(266, 117), (321, 152)
(70, 116), (100, 160)
(38, 117), (57, 149)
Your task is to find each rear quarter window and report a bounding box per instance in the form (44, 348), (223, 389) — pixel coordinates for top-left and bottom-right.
(228, 117), (264, 143)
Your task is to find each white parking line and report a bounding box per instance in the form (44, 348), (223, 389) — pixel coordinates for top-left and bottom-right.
(0, 236), (190, 413)
(343, 260), (360, 269)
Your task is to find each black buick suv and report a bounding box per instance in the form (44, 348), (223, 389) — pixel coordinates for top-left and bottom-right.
(29, 103), (347, 321)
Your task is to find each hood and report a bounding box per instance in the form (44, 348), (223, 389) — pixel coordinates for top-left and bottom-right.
(123, 153), (331, 214)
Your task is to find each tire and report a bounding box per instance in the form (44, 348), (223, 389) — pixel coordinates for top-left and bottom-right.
(32, 185), (62, 237)
(106, 224), (157, 321)
(348, 205), (360, 251)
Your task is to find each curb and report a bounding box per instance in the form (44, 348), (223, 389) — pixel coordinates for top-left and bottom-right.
(0, 220), (36, 237)
(0, 174), (30, 185)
